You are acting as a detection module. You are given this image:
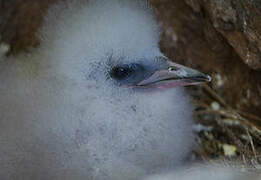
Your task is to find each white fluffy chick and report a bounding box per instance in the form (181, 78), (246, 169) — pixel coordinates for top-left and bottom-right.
(0, 0), (210, 179)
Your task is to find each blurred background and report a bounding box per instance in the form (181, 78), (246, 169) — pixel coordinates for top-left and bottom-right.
(0, 0), (260, 167)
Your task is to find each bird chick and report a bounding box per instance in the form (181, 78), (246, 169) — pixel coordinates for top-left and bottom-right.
(0, 0), (210, 179)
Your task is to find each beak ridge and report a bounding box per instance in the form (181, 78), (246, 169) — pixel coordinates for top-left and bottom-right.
(137, 60), (211, 88)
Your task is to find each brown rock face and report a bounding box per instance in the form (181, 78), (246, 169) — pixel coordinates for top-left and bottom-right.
(185, 0), (261, 70)
(0, 0), (56, 54)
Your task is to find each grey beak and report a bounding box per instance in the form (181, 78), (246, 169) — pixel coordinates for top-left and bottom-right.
(137, 59), (211, 88)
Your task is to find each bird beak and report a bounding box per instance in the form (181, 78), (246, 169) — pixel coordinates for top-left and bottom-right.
(136, 59), (211, 88)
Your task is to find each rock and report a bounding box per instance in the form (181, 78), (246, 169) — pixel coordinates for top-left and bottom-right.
(0, 0), (56, 54)
(185, 0), (261, 70)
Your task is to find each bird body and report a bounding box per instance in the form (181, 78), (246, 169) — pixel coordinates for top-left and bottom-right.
(0, 0), (210, 179)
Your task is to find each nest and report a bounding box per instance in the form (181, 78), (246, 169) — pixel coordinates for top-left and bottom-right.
(190, 83), (261, 170)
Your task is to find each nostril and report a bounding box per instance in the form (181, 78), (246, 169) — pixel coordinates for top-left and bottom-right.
(168, 67), (178, 72)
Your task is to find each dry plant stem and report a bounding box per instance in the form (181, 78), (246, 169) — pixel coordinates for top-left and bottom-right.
(238, 111), (261, 124)
(202, 84), (228, 107)
(200, 84), (261, 129)
(195, 109), (261, 130)
(248, 131), (261, 145)
(218, 119), (249, 156)
(192, 99), (209, 109)
(245, 128), (258, 160)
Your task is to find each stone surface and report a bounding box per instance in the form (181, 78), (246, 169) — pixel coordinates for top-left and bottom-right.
(183, 0), (261, 70)
(0, 0), (56, 54)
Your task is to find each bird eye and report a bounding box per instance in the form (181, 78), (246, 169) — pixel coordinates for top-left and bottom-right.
(110, 65), (133, 80)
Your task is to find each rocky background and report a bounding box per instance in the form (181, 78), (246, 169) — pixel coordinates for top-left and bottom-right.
(0, 0), (260, 166)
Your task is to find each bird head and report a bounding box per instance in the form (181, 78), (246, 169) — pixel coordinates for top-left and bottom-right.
(39, 0), (210, 93)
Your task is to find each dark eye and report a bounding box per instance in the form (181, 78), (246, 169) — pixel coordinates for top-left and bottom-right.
(110, 65), (133, 80)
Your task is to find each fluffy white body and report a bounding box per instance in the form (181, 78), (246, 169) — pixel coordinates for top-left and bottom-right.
(0, 0), (194, 179)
